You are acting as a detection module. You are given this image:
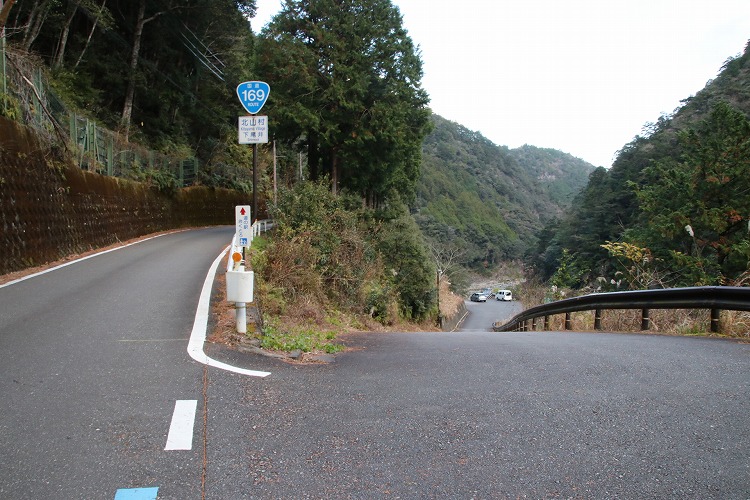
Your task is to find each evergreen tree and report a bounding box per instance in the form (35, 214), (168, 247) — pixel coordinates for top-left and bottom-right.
(7, 0), (256, 154)
(255, 0), (431, 204)
(630, 101), (750, 285)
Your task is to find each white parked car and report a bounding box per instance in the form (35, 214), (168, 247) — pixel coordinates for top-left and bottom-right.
(495, 290), (513, 301)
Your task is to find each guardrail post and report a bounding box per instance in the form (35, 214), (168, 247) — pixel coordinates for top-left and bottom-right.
(544, 315), (549, 331)
(710, 309), (720, 333)
(594, 309), (602, 330)
(564, 313), (572, 330)
(641, 309), (650, 330)
(531, 318), (537, 331)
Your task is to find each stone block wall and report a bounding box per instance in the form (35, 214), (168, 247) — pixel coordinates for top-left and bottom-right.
(0, 117), (249, 274)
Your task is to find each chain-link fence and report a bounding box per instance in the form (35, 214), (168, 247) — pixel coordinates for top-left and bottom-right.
(1, 44), (205, 188)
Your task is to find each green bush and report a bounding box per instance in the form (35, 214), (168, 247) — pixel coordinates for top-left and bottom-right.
(371, 205), (436, 320)
(263, 181), (437, 323)
(260, 319), (344, 353)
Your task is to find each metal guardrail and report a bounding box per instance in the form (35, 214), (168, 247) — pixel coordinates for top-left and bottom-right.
(252, 219), (274, 238)
(493, 286), (750, 334)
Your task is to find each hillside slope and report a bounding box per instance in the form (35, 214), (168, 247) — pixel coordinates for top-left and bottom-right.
(534, 40), (750, 286)
(414, 114), (595, 269)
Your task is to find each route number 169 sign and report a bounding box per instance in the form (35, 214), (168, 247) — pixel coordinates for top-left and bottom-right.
(236, 81), (270, 114)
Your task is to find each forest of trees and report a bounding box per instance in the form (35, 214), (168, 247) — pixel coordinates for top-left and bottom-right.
(3, 0), (256, 149)
(531, 41), (750, 290)
(1, 0), (430, 207)
(415, 115), (594, 272)
(2, 0), (747, 321)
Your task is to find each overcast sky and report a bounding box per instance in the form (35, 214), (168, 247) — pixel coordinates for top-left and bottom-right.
(251, 0), (750, 168)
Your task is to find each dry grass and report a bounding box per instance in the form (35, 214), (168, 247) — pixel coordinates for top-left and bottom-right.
(208, 248), (444, 358)
(439, 279), (464, 320)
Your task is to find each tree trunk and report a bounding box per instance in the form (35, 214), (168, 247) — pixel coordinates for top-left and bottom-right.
(0, 0), (18, 29)
(119, 0), (146, 141)
(74, 0), (107, 69)
(21, 0), (50, 52)
(53, 1), (78, 69)
(307, 131), (320, 181)
(120, 0), (167, 141)
(331, 152), (339, 195)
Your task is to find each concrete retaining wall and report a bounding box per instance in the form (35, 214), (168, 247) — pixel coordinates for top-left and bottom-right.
(441, 302), (468, 332)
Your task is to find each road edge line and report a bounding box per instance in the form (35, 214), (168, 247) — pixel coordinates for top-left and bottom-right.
(0, 233), (173, 289)
(187, 246), (271, 378)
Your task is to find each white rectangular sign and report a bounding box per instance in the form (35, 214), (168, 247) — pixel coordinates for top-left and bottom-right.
(236, 205), (251, 247)
(238, 115), (268, 144)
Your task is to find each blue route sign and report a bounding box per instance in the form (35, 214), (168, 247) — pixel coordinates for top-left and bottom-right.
(236, 81), (270, 114)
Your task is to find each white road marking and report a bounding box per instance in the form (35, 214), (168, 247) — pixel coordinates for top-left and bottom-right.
(0, 233), (177, 289)
(187, 246), (271, 378)
(164, 400), (198, 450)
(1, 229), (271, 378)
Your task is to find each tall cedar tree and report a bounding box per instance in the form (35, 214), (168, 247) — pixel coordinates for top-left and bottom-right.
(255, 0), (431, 205)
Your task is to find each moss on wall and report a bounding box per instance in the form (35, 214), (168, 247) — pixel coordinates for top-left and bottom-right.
(0, 117), (249, 274)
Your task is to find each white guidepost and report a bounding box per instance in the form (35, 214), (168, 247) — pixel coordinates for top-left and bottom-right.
(228, 206), (254, 334)
(187, 246), (269, 378)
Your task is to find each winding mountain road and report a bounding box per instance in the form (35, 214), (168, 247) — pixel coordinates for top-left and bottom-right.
(1, 228), (748, 499)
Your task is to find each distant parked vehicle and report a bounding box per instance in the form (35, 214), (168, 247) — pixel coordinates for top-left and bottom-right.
(470, 292), (488, 302)
(496, 290), (513, 301)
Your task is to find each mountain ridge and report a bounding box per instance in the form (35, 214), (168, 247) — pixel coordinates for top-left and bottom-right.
(415, 114), (596, 270)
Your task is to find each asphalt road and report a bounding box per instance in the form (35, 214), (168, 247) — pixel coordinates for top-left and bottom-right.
(461, 297), (524, 331)
(2, 229), (749, 499)
(0, 227), (237, 499)
(209, 330), (750, 499)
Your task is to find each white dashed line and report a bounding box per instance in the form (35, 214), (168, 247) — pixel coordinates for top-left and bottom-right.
(164, 400), (198, 450)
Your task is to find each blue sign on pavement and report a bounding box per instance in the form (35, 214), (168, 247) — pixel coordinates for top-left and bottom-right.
(114, 487), (159, 500)
(236, 81), (270, 114)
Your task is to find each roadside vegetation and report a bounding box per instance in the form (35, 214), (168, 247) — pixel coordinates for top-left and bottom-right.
(246, 181), (441, 353)
(3, 1), (748, 344)
(530, 43), (750, 292)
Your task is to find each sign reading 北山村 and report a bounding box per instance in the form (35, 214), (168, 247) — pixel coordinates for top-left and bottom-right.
(238, 115), (268, 144)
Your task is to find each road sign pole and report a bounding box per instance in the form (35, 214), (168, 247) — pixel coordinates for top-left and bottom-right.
(252, 144), (258, 223)
(235, 81), (270, 223)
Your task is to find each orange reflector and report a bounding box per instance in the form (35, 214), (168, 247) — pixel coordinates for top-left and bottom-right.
(232, 252), (242, 263)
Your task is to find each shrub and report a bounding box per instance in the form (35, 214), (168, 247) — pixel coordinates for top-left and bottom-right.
(259, 181), (439, 324)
